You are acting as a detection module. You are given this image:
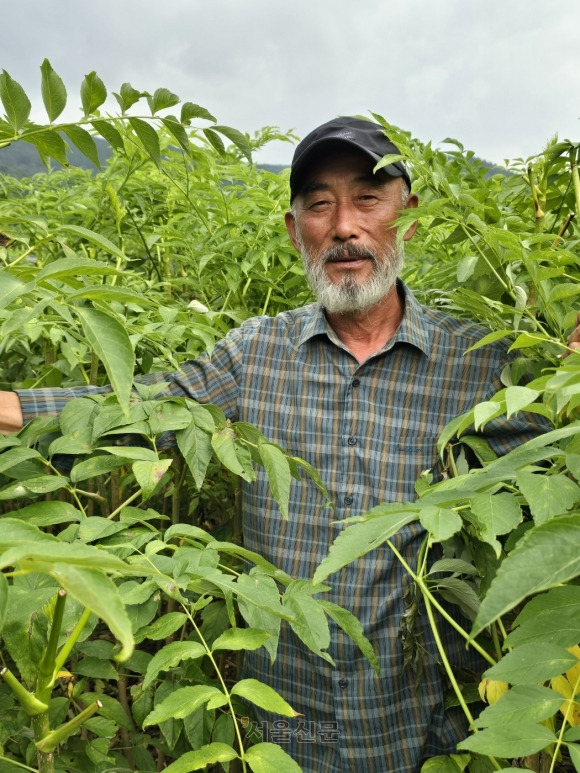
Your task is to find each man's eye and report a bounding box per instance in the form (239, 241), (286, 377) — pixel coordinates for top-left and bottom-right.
(309, 200), (330, 210)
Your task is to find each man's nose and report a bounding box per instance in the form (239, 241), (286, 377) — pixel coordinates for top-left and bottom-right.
(332, 201), (360, 241)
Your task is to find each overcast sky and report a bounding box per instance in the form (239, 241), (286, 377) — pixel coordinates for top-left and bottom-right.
(3, 0), (579, 166)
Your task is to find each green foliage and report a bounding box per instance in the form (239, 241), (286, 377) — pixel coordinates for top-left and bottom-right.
(1, 65), (580, 772)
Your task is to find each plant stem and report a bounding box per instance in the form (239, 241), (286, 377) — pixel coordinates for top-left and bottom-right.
(36, 589), (67, 703)
(107, 489), (142, 520)
(1, 668), (48, 715)
(52, 607), (92, 678)
(385, 540), (496, 666)
(188, 614), (246, 772)
(571, 148), (580, 219)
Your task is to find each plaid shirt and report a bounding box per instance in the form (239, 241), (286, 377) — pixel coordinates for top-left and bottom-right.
(17, 284), (546, 772)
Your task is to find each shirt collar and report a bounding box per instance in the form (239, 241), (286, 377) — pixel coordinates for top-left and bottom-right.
(296, 281), (432, 358)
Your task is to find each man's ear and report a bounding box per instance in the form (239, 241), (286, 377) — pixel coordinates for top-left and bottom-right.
(402, 193), (419, 242)
(285, 210), (301, 252)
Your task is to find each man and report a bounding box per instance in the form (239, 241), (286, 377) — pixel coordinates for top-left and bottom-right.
(0, 117), (577, 771)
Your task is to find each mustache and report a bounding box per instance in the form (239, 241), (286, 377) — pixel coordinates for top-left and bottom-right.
(320, 243), (378, 264)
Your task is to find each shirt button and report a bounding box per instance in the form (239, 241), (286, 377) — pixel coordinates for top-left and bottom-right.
(352, 378), (360, 388)
(347, 437), (357, 446)
(338, 678), (348, 689)
(344, 496), (353, 506)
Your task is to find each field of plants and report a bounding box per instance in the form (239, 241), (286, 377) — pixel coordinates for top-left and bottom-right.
(1, 61), (580, 773)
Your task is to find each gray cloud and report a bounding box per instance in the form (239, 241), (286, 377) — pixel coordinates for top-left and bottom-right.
(3, 0), (579, 165)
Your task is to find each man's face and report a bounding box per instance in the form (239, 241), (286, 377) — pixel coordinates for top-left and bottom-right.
(285, 147), (418, 314)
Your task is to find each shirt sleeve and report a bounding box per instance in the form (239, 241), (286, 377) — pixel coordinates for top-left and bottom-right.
(16, 322), (249, 425)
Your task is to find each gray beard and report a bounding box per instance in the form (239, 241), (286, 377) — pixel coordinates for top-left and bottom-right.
(299, 240), (404, 314)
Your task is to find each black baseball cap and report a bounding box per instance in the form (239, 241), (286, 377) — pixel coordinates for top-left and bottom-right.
(289, 117), (411, 201)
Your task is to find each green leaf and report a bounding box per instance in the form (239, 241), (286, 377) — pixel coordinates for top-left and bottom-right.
(143, 685), (224, 726)
(0, 270), (29, 310)
(148, 87), (180, 115)
(236, 573), (283, 661)
(418, 504), (462, 541)
(50, 563), (134, 662)
(231, 679), (298, 717)
(313, 504), (418, 583)
(143, 641), (206, 689)
(568, 743), (580, 773)
(506, 586), (580, 648)
(212, 426), (254, 482)
(0, 446), (41, 474)
(161, 116), (191, 153)
(283, 585), (332, 664)
(99, 446), (158, 462)
(259, 442), (291, 519)
(56, 224), (127, 262)
(516, 471), (580, 525)
(62, 124), (101, 169)
(80, 71), (107, 116)
(504, 386), (540, 418)
(177, 420), (213, 489)
(435, 577), (480, 621)
(5, 501), (82, 527)
(473, 684), (565, 728)
(211, 628), (271, 652)
(244, 742), (302, 773)
(180, 102), (216, 123)
(472, 514), (580, 637)
(91, 119), (125, 152)
(40, 59), (66, 122)
(456, 255), (478, 283)
(129, 117), (161, 167)
(483, 642), (577, 684)
(70, 453), (132, 483)
(203, 127), (226, 155)
(213, 124), (252, 162)
(136, 611), (187, 642)
(420, 757), (463, 773)
(115, 82), (144, 112)
(133, 459), (173, 499)
(76, 306), (135, 416)
(457, 722), (556, 757)
(465, 492), (522, 556)
(21, 129), (68, 167)
(163, 743), (238, 773)
(319, 600), (379, 674)
(0, 70), (31, 131)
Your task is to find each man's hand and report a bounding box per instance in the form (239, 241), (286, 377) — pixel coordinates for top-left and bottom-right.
(567, 311), (580, 355)
(0, 392), (24, 435)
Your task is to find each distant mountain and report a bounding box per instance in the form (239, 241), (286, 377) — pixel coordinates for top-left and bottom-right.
(0, 139), (289, 179)
(0, 136), (113, 177)
(0, 139), (505, 181)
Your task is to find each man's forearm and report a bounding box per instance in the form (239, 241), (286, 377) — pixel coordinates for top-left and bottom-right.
(0, 392), (24, 434)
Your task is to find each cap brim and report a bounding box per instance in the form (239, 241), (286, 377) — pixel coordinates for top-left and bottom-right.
(290, 138), (408, 200)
